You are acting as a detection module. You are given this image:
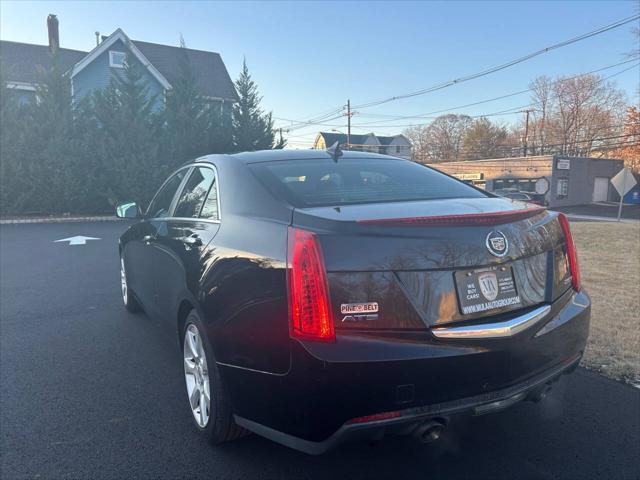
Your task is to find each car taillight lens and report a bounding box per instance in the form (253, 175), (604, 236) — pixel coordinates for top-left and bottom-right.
(287, 227), (335, 342)
(558, 213), (580, 291)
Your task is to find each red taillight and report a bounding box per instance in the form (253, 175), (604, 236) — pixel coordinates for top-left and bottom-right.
(287, 227), (335, 342)
(558, 213), (581, 291)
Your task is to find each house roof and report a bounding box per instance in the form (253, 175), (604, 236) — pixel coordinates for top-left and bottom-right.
(317, 131), (410, 147)
(0, 35), (237, 101)
(318, 132), (375, 147)
(0, 40), (86, 84)
(132, 40), (237, 101)
(376, 136), (394, 146)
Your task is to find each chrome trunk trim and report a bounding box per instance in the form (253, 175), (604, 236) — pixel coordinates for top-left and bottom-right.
(431, 305), (551, 339)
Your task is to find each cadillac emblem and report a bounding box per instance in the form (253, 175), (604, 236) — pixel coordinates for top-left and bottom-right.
(486, 230), (508, 257)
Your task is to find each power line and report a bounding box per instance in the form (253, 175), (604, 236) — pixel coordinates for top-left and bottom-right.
(409, 134), (639, 161)
(349, 59), (639, 125)
(352, 14), (640, 110)
(277, 16), (639, 133)
(280, 59), (639, 136)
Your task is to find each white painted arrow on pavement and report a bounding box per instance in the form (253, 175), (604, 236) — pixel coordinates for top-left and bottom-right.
(54, 236), (101, 246)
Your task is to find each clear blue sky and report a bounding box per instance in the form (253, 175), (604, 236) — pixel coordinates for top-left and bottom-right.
(1, 1), (638, 147)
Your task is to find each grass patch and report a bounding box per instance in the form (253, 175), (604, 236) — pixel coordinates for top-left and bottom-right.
(570, 221), (640, 385)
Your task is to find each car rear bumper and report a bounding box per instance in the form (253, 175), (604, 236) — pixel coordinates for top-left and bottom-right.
(222, 289), (590, 454)
(234, 352), (581, 455)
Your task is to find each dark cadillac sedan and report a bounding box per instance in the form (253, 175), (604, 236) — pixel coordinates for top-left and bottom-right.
(116, 149), (589, 454)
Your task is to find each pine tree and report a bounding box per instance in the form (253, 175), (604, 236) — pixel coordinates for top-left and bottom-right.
(89, 59), (164, 208)
(15, 54), (79, 213)
(163, 47), (209, 168)
(232, 60), (282, 151)
(0, 69), (27, 214)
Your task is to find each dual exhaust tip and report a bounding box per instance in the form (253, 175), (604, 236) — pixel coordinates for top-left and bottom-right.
(409, 382), (554, 444)
(387, 382), (556, 445)
(412, 419), (447, 444)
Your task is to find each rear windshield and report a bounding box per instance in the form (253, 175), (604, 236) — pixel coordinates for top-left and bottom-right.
(250, 158), (487, 207)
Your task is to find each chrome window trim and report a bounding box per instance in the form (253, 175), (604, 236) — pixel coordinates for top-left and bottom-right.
(431, 305), (551, 339)
(168, 217), (221, 225)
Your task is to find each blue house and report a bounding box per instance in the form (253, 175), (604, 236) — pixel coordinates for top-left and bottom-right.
(1, 14), (237, 112)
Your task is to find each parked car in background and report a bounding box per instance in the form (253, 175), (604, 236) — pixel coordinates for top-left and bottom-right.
(494, 189), (543, 205)
(116, 149), (589, 454)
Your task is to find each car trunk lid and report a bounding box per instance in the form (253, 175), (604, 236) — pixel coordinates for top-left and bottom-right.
(292, 198), (571, 330)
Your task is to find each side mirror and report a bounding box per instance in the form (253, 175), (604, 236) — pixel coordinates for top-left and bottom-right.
(116, 202), (141, 219)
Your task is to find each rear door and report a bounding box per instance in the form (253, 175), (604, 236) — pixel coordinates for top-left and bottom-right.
(153, 165), (221, 323)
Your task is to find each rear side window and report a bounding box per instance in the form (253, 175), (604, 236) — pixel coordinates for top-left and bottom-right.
(199, 175), (219, 220)
(147, 169), (188, 218)
(251, 158), (486, 207)
(174, 167), (215, 218)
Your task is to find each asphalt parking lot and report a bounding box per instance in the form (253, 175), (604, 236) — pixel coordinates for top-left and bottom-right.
(1, 221), (639, 480)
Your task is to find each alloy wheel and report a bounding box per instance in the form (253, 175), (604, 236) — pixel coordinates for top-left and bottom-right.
(183, 324), (211, 428)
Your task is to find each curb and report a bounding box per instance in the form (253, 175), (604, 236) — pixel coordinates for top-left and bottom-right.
(0, 216), (118, 225)
(565, 214), (640, 224)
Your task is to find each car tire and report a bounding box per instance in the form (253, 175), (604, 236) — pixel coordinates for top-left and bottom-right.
(120, 256), (141, 313)
(182, 310), (248, 444)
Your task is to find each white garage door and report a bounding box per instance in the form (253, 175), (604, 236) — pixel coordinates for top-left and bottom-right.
(593, 177), (609, 202)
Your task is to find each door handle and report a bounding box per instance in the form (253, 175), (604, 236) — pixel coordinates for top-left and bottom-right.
(183, 235), (202, 247)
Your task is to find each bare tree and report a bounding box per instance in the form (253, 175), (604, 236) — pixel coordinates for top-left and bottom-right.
(528, 76), (553, 155)
(405, 114), (472, 163)
(460, 117), (508, 159)
(403, 124), (431, 163)
(516, 73), (627, 157)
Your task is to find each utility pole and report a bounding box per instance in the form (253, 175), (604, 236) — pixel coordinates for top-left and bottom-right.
(341, 100), (356, 150)
(522, 109), (535, 157)
(346, 99), (351, 150)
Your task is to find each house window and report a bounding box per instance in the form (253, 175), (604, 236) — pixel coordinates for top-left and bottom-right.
(109, 51), (126, 68)
(556, 178), (569, 198)
(395, 145), (401, 154)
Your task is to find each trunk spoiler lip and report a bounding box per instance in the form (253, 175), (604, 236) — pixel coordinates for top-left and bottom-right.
(356, 206), (546, 227)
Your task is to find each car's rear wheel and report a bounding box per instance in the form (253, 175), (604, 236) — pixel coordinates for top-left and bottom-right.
(182, 310), (247, 443)
(120, 256), (141, 313)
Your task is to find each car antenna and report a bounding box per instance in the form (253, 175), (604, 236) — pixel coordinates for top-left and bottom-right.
(326, 141), (343, 163)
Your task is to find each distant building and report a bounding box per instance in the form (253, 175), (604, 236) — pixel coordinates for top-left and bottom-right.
(314, 132), (412, 159)
(430, 155), (625, 207)
(1, 14), (237, 111)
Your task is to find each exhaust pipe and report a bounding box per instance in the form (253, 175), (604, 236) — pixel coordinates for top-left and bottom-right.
(412, 419), (446, 444)
(529, 383), (553, 403)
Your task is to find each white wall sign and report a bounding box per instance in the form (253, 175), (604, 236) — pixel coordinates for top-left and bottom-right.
(556, 159), (570, 170)
(453, 173), (484, 181)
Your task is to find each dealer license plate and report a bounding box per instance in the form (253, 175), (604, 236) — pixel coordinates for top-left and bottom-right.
(454, 266), (521, 315)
